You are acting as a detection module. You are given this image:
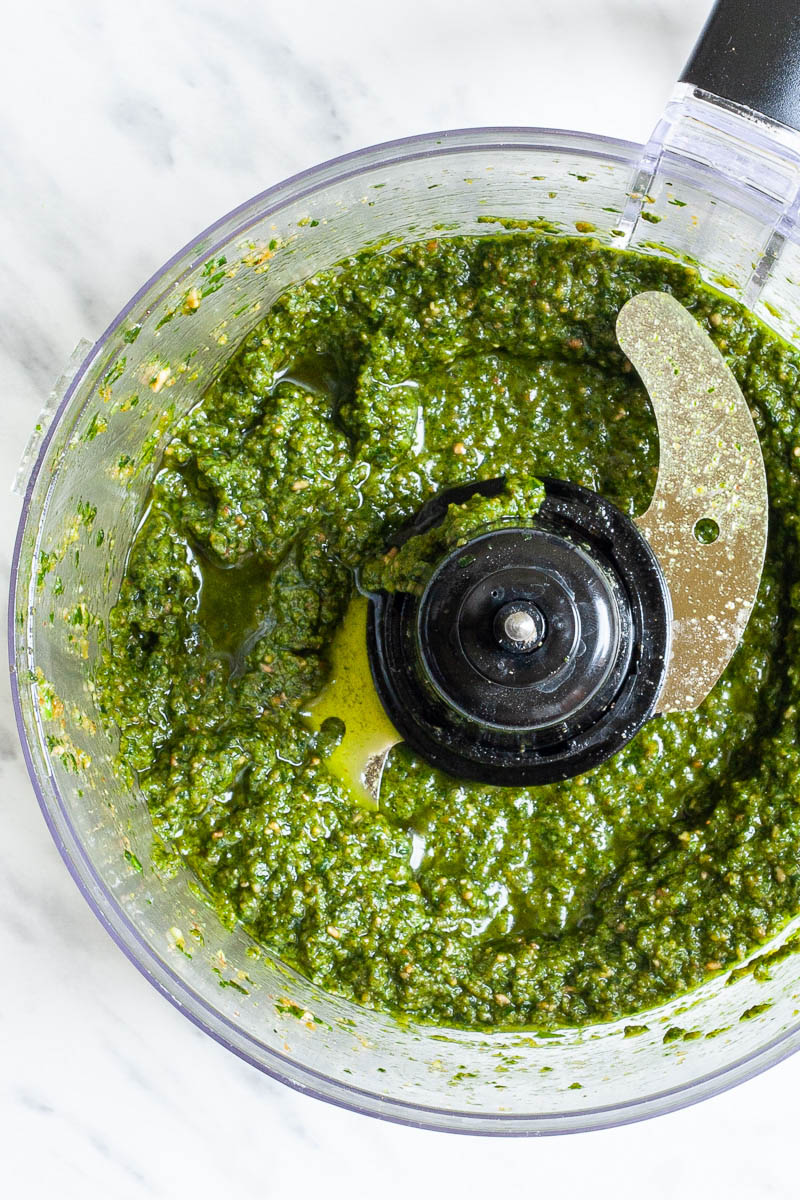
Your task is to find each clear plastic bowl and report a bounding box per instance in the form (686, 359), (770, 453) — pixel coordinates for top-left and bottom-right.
(12, 127), (800, 1135)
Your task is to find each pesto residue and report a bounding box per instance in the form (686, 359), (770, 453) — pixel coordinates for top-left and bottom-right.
(360, 475), (546, 595)
(97, 234), (800, 1030)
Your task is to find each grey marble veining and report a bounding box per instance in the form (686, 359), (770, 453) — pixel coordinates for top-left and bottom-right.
(2, 1), (798, 1196)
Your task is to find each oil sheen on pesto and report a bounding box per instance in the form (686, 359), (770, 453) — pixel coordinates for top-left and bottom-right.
(97, 235), (800, 1030)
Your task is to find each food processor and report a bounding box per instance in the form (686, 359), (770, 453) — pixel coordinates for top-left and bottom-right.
(12, 0), (800, 1134)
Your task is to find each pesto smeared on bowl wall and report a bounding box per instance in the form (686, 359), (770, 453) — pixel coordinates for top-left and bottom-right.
(97, 235), (800, 1030)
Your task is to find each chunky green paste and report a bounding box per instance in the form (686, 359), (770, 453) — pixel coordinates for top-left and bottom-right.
(360, 474), (547, 595)
(98, 235), (800, 1029)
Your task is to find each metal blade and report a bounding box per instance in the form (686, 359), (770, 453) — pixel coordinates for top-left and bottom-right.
(616, 290), (768, 712)
(302, 595), (401, 805)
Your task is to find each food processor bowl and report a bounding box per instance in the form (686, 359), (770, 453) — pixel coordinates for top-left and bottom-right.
(14, 5), (800, 1133)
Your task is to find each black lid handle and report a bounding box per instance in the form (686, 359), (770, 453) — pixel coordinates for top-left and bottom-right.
(681, 0), (800, 131)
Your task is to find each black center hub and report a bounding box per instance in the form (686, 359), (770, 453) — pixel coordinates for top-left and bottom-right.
(421, 532), (629, 728)
(364, 477), (672, 786)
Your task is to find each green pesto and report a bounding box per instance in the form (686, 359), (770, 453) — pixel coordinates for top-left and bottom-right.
(360, 475), (546, 595)
(97, 234), (800, 1030)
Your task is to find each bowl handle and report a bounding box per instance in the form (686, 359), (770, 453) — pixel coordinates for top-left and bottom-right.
(681, 0), (800, 132)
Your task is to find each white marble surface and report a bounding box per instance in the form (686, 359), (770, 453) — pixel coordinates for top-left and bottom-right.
(2, 0), (799, 1195)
